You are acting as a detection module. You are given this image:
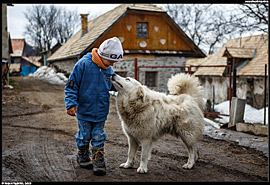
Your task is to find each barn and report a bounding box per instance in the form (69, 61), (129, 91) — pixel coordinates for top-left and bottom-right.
(10, 39), (42, 76)
(47, 4), (205, 92)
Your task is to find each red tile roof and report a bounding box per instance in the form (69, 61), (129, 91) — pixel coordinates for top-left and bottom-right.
(10, 39), (25, 56)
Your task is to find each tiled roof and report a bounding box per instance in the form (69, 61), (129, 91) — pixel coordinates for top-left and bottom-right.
(47, 4), (166, 62)
(193, 34), (268, 76)
(22, 56), (42, 67)
(185, 57), (207, 72)
(10, 39), (25, 57)
(223, 47), (255, 58)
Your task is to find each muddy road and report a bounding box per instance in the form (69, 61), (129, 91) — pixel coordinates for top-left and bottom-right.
(2, 77), (268, 182)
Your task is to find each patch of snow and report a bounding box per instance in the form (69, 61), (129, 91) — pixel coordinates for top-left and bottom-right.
(29, 66), (68, 85)
(213, 100), (268, 125)
(3, 85), (13, 89)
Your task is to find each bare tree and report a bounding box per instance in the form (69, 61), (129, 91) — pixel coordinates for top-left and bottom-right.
(55, 7), (80, 44)
(165, 4), (233, 54)
(164, 4), (268, 54)
(204, 8), (240, 54)
(234, 4), (268, 34)
(165, 4), (211, 49)
(24, 5), (80, 52)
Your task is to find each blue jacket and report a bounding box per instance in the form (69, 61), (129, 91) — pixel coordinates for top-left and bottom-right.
(64, 52), (114, 122)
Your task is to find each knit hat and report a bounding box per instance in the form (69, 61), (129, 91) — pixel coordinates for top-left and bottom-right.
(98, 37), (123, 62)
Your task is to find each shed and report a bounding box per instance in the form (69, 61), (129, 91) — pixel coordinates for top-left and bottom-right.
(188, 34), (268, 108)
(10, 39), (42, 76)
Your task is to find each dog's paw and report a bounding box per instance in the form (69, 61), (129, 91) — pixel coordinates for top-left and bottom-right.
(119, 162), (133, 168)
(182, 162), (194, 169)
(137, 166), (148, 173)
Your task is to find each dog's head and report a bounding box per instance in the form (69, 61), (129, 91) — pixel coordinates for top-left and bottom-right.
(112, 73), (140, 92)
(112, 73), (146, 110)
(112, 74), (144, 98)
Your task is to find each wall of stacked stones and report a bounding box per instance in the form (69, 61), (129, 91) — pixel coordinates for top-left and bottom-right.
(114, 56), (186, 93)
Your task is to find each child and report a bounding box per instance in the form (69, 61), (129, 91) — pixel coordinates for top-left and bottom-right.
(64, 37), (123, 176)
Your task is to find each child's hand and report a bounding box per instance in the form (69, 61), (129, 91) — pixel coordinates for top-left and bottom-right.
(67, 107), (77, 116)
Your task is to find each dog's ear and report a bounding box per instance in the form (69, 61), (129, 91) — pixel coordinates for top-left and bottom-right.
(137, 86), (144, 100)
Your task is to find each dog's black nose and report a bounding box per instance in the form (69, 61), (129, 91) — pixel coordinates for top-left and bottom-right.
(112, 73), (116, 80)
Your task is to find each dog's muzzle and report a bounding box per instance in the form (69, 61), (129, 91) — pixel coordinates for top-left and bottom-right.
(111, 74), (123, 88)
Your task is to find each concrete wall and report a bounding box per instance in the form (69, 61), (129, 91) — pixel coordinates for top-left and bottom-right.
(199, 76), (230, 104)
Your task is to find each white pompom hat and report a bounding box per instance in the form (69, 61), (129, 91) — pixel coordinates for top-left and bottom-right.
(98, 37), (124, 62)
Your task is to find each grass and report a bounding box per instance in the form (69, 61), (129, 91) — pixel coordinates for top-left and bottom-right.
(8, 78), (21, 91)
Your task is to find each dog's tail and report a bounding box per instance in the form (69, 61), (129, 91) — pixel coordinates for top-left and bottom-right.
(167, 73), (205, 111)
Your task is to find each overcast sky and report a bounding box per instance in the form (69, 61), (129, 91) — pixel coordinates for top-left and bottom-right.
(7, 4), (121, 39)
(7, 3), (262, 51)
(6, 4), (236, 39)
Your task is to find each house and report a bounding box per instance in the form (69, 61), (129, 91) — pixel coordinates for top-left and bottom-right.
(40, 42), (62, 66)
(187, 34), (268, 109)
(47, 4), (205, 92)
(10, 39), (42, 76)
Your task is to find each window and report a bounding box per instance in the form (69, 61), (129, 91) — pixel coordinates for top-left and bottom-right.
(137, 22), (148, 38)
(145, 72), (157, 87)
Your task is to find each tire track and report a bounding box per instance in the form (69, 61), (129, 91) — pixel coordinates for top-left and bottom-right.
(3, 125), (78, 181)
(22, 141), (51, 181)
(4, 125), (74, 138)
(44, 136), (76, 181)
(42, 135), (63, 181)
(28, 140), (51, 180)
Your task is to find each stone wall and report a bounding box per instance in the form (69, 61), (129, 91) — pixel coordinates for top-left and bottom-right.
(51, 55), (267, 109)
(51, 58), (78, 75)
(199, 76), (268, 109)
(113, 56), (186, 93)
(237, 77), (268, 109)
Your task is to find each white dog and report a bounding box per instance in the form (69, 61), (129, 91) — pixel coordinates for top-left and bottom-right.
(112, 73), (204, 173)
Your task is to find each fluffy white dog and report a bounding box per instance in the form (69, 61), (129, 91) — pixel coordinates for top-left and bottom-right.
(112, 73), (204, 173)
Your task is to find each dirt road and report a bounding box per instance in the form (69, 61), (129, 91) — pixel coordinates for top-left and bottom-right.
(2, 77), (268, 182)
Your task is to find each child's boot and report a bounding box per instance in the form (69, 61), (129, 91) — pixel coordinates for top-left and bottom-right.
(92, 147), (106, 176)
(77, 146), (93, 169)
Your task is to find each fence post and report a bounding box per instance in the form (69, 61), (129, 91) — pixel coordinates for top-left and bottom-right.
(188, 66), (191, 75)
(233, 68), (237, 97)
(212, 85), (215, 111)
(264, 64), (267, 125)
(228, 64), (232, 113)
(134, 58), (138, 80)
(229, 97), (246, 128)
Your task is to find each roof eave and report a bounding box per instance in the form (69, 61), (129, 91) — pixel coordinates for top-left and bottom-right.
(163, 13), (206, 58)
(47, 55), (79, 63)
(79, 9), (129, 58)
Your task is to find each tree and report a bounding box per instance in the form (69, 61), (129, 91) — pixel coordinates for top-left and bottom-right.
(234, 4), (268, 34)
(24, 5), (80, 52)
(165, 4), (237, 54)
(55, 7), (80, 44)
(164, 4), (268, 54)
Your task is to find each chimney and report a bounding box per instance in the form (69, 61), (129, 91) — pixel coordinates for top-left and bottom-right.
(80, 14), (89, 36)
